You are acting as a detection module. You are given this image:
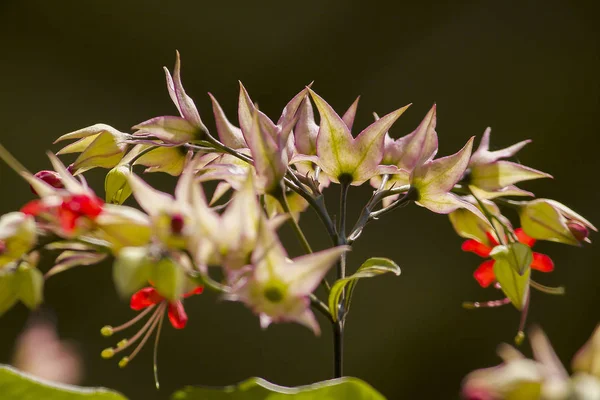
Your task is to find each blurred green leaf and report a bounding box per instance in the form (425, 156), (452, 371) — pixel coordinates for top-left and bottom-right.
(171, 377), (386, 399)
(0, 365), (127, 399)
(328, 257), (400, 321)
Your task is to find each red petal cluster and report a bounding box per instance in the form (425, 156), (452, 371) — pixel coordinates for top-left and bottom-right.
(21, 194), (103, 234)
(461, 228), (554, 287)
(130, 286), (204, 330)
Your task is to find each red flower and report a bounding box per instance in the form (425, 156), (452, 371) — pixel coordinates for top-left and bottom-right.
(461, 228), (554, 288)
(21, 194), (103, 234)
(130, 286), (203, 329)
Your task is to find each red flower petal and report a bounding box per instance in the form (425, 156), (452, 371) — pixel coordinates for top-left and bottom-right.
(62, 195), (103, 219)
(473, 260), (496, 288)
(130, 287), (164, 310)
(21, 200), (45, 216)
(515, 228), (536, 247)
(531, 252), (554, 272)
(183, 286), (204, 298)
(168, 301), (188, 329)
(58, 208), (78, 233)
(485, 231), (500, 247)
(462, 240), (493, 258)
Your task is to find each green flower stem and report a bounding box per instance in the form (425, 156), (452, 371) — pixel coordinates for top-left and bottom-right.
(188, 270), (230, 293)
(333, 179), (351, 379)
(468, 189), (517, 244)
(275, 188), (331, 291)
(452, 184), (523, 209)
(347, 185), (411, 245)
(275, 188), (313, 254)
(310, 294), (334, 324)
(338, 180), (350, 275)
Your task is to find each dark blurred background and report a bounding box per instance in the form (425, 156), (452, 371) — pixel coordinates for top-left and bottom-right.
(0, 1), (598, 398)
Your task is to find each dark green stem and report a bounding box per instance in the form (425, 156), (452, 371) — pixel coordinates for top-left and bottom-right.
(333, 321), (344, 378)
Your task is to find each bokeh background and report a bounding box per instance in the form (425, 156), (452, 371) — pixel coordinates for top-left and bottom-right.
(0, 1), (598, 398)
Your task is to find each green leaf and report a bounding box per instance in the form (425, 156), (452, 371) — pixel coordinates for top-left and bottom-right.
(171, 377), (386, 400)
(0, 365), (127, 400)
(493, 259), (530, 310)
(15, 265), (44, 309)
(328, 257), (400, 322)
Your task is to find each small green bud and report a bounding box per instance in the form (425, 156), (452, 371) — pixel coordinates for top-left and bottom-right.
(101, 348), (115, 359)
(117, 339), (128, 349)
(101, 326), (113, 337)
(105, 165), (133, 205)
(118, 357), (130, 368)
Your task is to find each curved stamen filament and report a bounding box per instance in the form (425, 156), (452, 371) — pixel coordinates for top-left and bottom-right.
(153, 310), (166, 390)
(107, 305), (156, 335)
(112, 305), (163, 356)
(127, 303), (166, 363)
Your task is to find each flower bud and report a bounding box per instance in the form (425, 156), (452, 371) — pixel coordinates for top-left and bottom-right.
(568, 221), (589, 242)
(0, 212), (37, 268)
(104, 165), (132, 205)
(519, 199), (596, 246)
(30, 171), (64, 195)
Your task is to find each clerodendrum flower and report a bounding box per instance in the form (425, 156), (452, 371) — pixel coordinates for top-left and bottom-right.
(462, 228), (554, 289)
(409, 137), (482, 215)
(190, 174), (261, 273)
(374, 104), (438, 187)
(462, 326), (600, 400)
(229, 219), (349, 335)
(307, 88), (410, 185)
(126, 156), (197, 250)
(54, 124), (130, 174)
(0, 145), (105, 238)
(466, 127), (551, 196)
(100, 282), (203, 377)
(133, 51), (208, 145)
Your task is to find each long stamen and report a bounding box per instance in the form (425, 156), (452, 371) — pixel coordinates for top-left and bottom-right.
(101, 305), (156, 336)
(101, 305), (162, 359)
(462, 298), (511, 309)
(123, 303), (166, 366)
(153, 310), (166, 390)
(530, 280), (565, 295)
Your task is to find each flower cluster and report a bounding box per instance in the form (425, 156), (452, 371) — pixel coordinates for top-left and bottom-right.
(462, 325), (600, 400)
(0, 52), (593, 386)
